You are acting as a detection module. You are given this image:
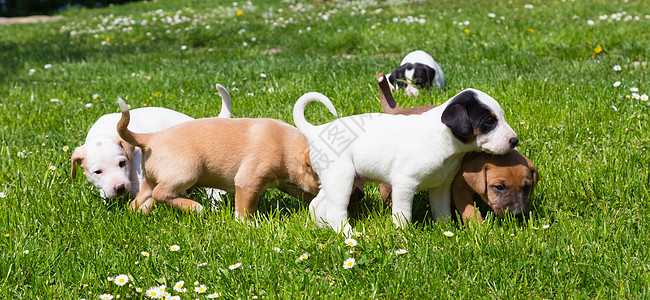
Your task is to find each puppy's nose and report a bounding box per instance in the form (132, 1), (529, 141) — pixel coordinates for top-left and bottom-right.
(115, 184), (126, 196)
(509, 137), (519, 149)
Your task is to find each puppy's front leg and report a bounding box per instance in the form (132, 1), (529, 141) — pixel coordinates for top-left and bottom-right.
(428, 181), (453, 221)
(390, 185), (416, 227)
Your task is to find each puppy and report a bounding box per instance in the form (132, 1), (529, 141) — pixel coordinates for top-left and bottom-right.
(293, 84), (518, 234)
(386, 50), (446, 96)
(116, 98), (320, 217)
(376, 73), (538, 223)
(71, 84), (231, 200)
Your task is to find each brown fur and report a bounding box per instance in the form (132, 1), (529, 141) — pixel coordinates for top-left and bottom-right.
(117, 107), (319, 218)
(374, 72), (539, 223)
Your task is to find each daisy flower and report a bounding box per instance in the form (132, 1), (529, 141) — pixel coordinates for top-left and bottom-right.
(630, 87), (639, 92)
(98, 294), (114, 300)
(194, 285), (207, 293)
(395, 249), (408, 255)
(272, 247), (281, 253)
(613, 81), (621, 87)
(197, 262), (208, 267)
(641, 94), (648, 101)
(229, 262), (242, 270)
(443, 231), (454, 237)
(135, 287), (143, 293)
(299, 252), (309, 261)
(167, 296), (180, 300)
(0, 192), (6, 198)
(342, 257), (356, 269)
(141, 251), (150, 257)
(344, 238), (357, 247)
(114, 274), (129, 286)
(260, 73), (267, 78)
(613, 65), (622, 71)
(173, 281), (184, 292)
(49, 166), (57, 171)
(50, 98), (62, 103)
(44, 64), (52, 69)
(23, 250), (29, 254)
(542, 224), (550, 229)
(632, 93), (640, 100)
(63, 146), (69, 151)
(169, 245), (180, 252)
(29, 68), (36, 75)
(17, 151), (25, 158)
(93, 93), (99, 99)
(207, 292), (222, 298)
(85, 103), (93, 108)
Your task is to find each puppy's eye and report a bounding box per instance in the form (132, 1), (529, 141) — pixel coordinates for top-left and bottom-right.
(481, 117), (497, 133)
(523, 184), (531, 194)
(94, 170), (102, 175)
(119, 160), (127, 168)
(491, 184), (506, 193)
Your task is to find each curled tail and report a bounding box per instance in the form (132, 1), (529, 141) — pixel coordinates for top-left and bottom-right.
(215, 83), (232, 118)
(376, 73), (401, 113)
(116, 97), (152, 149)
(292, 92), (338, 131)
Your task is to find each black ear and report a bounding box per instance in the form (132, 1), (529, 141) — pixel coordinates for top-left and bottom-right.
(389, 64), (410, 88)
(441, 102), (472, 143)
(424, 65), (435, 88)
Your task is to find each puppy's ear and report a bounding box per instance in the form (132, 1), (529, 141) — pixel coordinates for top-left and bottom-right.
(441, 102), (472, 142)
(114, 136), (135, 162)
(71, 146), (87, 179)
(424, 65), (436, 88)
(527, 158), (539, 194)
(463, 164), (488, 197)
(389, 65), (407, 88)
(302, 148), (312, 169)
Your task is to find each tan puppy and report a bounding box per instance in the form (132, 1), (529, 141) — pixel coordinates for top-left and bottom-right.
(375, 73), (539, 223)
(116, 98), (319, 218)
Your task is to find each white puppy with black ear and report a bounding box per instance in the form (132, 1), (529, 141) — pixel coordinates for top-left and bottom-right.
(71, 84), (232, 201)
(386, 50), (446, 96)
(293, 86), (517, 234)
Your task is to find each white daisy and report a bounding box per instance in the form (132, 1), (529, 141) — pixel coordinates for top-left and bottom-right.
(194, 284), (207, 293)
(641, 94), (648, 101)
(229, 262), (242, 270)
(344, 238), (357, 247)
(613, 81), (621, 87)
(114, 274), (129, 286)
(98, 294), (114, 300)
(443, 231), (454, 237)
(342, 257), (356, 269)
(169, 245), (180, 252)
(272, 247), (281, 253)
(613, 65), (622, 71)
(141, 251), (150, 257)
(173, 280), (184, 292)
(630, 87), (639, 92)
(395, 249), (408, 255)
(298, 252), (309, 261)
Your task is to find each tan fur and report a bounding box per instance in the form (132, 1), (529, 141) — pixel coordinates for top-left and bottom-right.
(375, 73), (539, 223)
(117, 106), (320, 218)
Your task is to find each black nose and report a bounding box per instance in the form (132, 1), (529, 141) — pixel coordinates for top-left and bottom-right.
(509, 137), (519, 148)
(115, 184), (126, 196)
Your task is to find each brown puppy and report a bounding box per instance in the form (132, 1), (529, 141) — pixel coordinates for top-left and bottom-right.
(116, 98), (319, 218)
(375, 73), (539, 223)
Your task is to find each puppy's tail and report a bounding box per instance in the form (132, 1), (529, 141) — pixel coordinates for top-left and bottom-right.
(215, 83), (232, 118)
(292, 92), (338, 131)
(377, 72), (401, 113)
(116, 97), (152, 149)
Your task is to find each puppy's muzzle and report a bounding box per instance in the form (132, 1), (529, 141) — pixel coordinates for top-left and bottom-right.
(114, 184), (127, 197)
(509, 137), (519, 149)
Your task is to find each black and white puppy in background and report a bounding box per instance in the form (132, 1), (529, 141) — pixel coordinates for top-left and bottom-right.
(386, 50), (446, 96)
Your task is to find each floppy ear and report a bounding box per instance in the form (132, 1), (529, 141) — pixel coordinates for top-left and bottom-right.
(441, 103), (472, 142)
(71, 146), (87, 179)
(463, 164), (488, 198)
(389, 64), (408, 88)
(424, 65), (436, 88)
(114, 136), (135, 162)
(527, 158), (539, 194)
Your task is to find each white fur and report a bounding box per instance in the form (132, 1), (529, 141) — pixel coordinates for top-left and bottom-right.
(293, 89), (516, 234)
(72, 84), (231, 202)
(386, 50), (446, 96)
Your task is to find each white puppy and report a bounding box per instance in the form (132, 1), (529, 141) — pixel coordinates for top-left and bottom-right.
(386, 50), (446, 96)
(71, 84), (232, 201)
(293, 85), (517, 234)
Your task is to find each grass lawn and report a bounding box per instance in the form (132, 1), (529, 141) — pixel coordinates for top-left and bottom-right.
(1, 0), (649, 298)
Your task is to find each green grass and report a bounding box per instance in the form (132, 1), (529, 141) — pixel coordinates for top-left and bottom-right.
(1, 0), (649, 298)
